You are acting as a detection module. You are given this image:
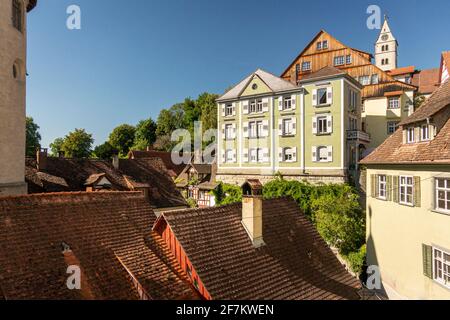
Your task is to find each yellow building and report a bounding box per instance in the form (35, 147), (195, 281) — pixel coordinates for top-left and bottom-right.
(361, 79), (450, 299)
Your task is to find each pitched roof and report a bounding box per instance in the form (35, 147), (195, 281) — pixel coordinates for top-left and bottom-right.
(298, 66), (346, 82)
(25, 157), (187, 209)
(411, 68), (440, 94)
(155, 198), (361, 300)
(387, 66), (415, 76)
(128, 151), (188, 177)
(0, 192), (197, 300)
(217, 69), (298, 101)
(361, 81), (450, 165)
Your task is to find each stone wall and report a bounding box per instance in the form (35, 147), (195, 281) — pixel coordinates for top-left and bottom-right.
(216, 173), (346, 186)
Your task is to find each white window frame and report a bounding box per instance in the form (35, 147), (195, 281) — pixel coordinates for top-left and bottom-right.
(371, 74), (379, 84)
(317, 88), (328, 105)
(282, 96), (292, 110)
(322, 40), (328, 49)
(359, 75), (370, 85)
(282, 118), (293, 136)
(388, 97), (400, 109)
(399, 175), (414, 206)
(225, 149), (234, 163)
(225, 103), (233, 116)
(421, 125), (430, 141)
(387, 121), (399, 134)
(316, 42), (322, 50)
(334, 56), (345, 66)
(346, 54), (352, 65)
(378, 175), (387, 200)
(302, 61), (311, 71)
(283, 147), (294, 162)
(432, 246), (450, 289)
(435, 178), (450, 213)
(224, 124), (233, 140)
(317, 116), (328, 134)
(317, 146), (329, 162)
(407, 127), (415, 143)
(248, 121), (262, 139)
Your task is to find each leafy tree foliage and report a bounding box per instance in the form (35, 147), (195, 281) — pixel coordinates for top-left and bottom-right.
(212, 182), (242, 206)
(133, 118), (157, 151)
(414, 92), (426, 110)
(108, 124), (136, 157)
(49, 137), (64, 157)
(60, 129), (94, 158)
(26, 117), (41, 157)
(93, 142), (118, 160)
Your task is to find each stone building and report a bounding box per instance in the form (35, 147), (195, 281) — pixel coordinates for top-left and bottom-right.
(0, 0), (37, 196)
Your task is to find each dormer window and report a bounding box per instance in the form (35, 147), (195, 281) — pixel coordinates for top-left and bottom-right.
(421, 125), (430, 141)
(407, 127), (415, 143)
(12, 0), (23, 32)
(388, 97), (400, 109)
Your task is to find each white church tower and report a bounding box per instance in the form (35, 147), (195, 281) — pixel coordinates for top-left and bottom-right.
(375, 16), (398, 71)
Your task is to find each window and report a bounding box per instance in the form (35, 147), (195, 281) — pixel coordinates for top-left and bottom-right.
(421, 125), (430, 141)
(283, 148), (294, 162)
(316, 42), (322, 50)
(346, 55), (352, 65)
(334, 56), (345, 66)
(399, 176), (413, 205)
(436, 178), (450, 213)
(282, 118), (293, 136)
(407, 127), (415, 143)
(317, 88), (327, 105)
(295, 63), (300, 74)
(322, 40), (328, 49)
(302, 61), (311, 71)
(385, 58), (389, 65)
(225, 149), (234, 162)
(225, 124), (233, 140)
(225, 103), (233, 116)
(283, 96), (292, 110)
(349, 90), (358, 110)
(12, 0), (23, 32)
(249, 148), (264, 163)
(387, 121), (399, 134)
(249, 99), (263, 113)
(249, 121), (262, 138)
(388, 97), (400, 109)
(318, 146), (328, 162)
(433, 247), (450, 288)
(378, 175), (387, 199)
(359, 75), (370, 85)
(371, 74), (379, 84)
(405, 76), (411, 84)
(317, 116), (328, 134)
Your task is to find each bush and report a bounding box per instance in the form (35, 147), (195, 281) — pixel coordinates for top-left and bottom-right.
(186, 198), (198, 208)
(343, 245), (366, 275)
(212, 182), (242, 206)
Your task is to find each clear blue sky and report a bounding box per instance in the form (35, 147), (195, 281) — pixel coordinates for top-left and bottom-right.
(27, 0), (450, 148)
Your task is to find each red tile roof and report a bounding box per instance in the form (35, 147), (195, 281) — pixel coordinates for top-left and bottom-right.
(411, 68), (440, 94)
(387, 66), (415, 76)
(0, 192), (197, 300)
(128, 151), (189, 177)
(155, 198), (361, 300)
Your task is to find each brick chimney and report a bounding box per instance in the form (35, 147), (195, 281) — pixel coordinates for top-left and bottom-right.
(241, 179), (265, 248)
(112, 154), (119, 170)
(36, 148), (48, 172)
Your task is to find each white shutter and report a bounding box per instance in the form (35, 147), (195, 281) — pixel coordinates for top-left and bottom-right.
(292, 117), (297, 136)
(291, 95), (296, 109)
(312, 117), (318, 134)
(221, 104), (225, 117)
(221, 124), (226, 140)
(232, 149), (237, 163)
(278, 148), (283, 162)
(263, 148), (269, 163)
(221, 150), (225, 163)
(243, 101), (249, 114)
(232, 102), (236, 116)
(327, 115), (333, 134)
(327, 146), (333, 162)
(243, 122), (249, 138)
(278, 119), (283, 136)
(232, 123), (237, 139)
(312, 89), (318, 106)
(292, 147), (297, 162)
(278, 97), (283, 111)
(327, 87), (333, 104)
(262, 98), (269, 113)
(312, 146), (317, 162)
(262, 120), (269, 137)
(243, 148), (249, 163)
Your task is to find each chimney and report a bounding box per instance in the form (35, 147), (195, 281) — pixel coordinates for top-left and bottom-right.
(241, 179), (265, 248)
(36, 148), (48, 172)
(112, 154), (119, 170)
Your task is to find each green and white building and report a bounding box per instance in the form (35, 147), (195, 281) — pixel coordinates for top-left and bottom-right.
(216, 67), (369, 185)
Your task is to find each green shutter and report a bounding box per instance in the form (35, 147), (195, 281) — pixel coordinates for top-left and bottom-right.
(371, 174), (376, 198)
(387, 176), (393, 201)
(414, 176), (421, 207)
(393, 176), (399, 203)
(422, 244), (433, 279)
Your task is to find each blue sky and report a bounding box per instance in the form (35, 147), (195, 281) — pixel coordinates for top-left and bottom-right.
(27, 0), (450, 147)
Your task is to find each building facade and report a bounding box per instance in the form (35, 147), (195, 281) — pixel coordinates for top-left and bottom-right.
(0, 0), (36, 196)
(361, 79), (450, 299)
(216, 68), (367, 185)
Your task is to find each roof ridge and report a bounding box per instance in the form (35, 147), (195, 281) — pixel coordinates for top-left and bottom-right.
(0, 191), (144, 202)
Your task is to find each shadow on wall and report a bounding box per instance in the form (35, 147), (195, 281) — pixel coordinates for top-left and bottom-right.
(363, 115), (394, 148)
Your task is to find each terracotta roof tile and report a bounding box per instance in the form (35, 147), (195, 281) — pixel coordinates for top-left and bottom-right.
(411, 68), (440, 94)
(157, 198), (361, 300)
(387, 66), (415, 76)
(128, 151), (188, 177)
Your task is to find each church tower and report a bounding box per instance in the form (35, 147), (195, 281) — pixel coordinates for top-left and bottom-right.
(375, 17), (398, 71)
(0, 0), (37, 196)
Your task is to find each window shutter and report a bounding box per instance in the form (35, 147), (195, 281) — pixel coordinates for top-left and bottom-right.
(243, 122), (249, 138)
(278, 97), (283, 111)
(374, 174), (379, 198)
(243, 149), (249, 163)
(392, 176), (399, 203)
(387, 175), (393, 201)
(232, 123), (236, 139)
(414, 176), (421, 207)
(292, 147), (297, 162)
(243, 101), (249, 114)
(263, 148), (269, 163)
(221, 150), (225, 163)
(327, 146), (333, 162)
(232, 102), (236, 116)
(221, 104), (225, 117)
(262, 120), (269, 137)
(371, 174), (376, 198)
(221, 124), (226, 140)
(327, 115), (333, 134)
(311, 146), (317, 162)
(292, 117), (297, 136)
(278, 148), (283, 162)
(262, 98), (269, 113)
(278, 119), (283, 136)
(291, 95), (296, 109)
(312, 117), (318, 134)
(422, 244), (433, 279)
(327, 87), (333, 104)
(232, 150), (237, 163)
(312, 89), (318, 106)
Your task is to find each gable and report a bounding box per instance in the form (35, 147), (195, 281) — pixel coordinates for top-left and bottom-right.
(240, 75), (272, 97)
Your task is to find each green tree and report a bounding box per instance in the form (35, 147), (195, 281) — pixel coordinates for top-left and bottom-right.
(156, 104), (185, 137)
(212, 183), (242, 206)
(26, 117), (41, 157)
(49, 137), (64, 157)
(61, 129), (94, 158)
(197, 92), (219, 132)
(93, 142), (118, 160)
(133, 118), (157, 150)
(108, 124), (136, 157)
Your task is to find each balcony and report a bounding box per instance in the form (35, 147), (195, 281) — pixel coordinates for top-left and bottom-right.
(347, 130), (371, 143)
